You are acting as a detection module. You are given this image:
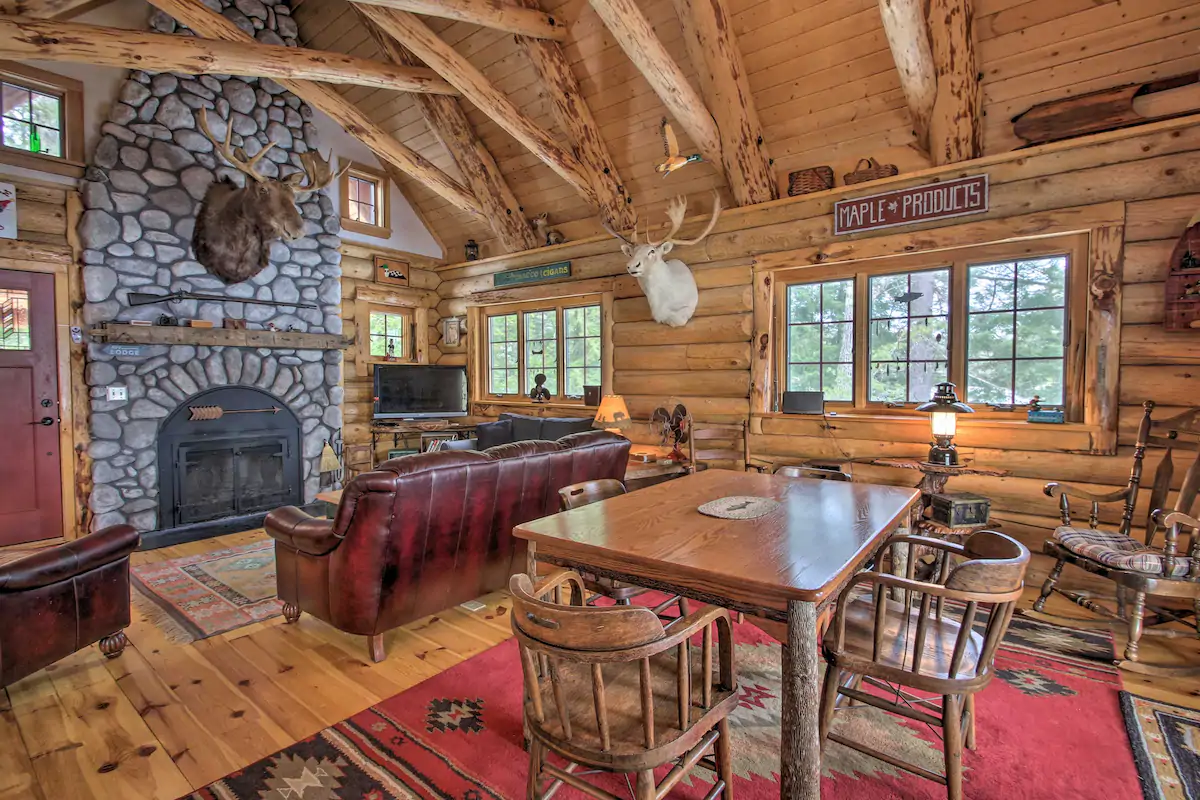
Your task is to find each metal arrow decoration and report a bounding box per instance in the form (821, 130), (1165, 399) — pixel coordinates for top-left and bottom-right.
(188, 405), (282, 421)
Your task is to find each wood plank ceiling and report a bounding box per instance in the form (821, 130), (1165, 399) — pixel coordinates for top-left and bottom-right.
(285, 0), (1200, 260)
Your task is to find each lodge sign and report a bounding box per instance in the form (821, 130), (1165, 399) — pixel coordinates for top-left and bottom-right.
(493, 261), (572, 288)
(833, 174), (988, 236)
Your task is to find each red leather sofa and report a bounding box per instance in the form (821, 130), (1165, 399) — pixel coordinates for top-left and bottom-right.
(265, 430), (630, 661)
(0, 524), (140, 687)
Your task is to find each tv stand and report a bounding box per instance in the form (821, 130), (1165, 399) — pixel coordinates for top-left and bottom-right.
(369, 418), (477, 464)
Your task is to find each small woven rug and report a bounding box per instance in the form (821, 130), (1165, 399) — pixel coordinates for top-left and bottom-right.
(188, 603), (1142, 799)
(131, 540), (282, 643)
(1122, 691), (1200, 799)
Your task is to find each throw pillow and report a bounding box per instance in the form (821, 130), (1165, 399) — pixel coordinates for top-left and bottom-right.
(542, 417), (595, 440)
(506, 414), (544, 442)
(476, 419), (513, 450)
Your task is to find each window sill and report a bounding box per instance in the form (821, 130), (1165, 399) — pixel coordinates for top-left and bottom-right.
(342, 217), (392, 239)
(0, 149), (84, 178)
(473, 399), (598, 412)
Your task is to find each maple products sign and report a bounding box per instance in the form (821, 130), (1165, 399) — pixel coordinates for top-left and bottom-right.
(833, 175), (989, 235)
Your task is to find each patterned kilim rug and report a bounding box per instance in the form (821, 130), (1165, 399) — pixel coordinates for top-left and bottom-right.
(1122, 691), (1200, 799)
(187, 608), (1145, 799)
(131, 540), (282, 643)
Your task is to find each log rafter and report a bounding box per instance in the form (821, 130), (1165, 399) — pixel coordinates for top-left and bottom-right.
(671, 0), (776, 206)
(586, 0), (722, 171)
(351, 0), (567, 41)
(144, 0), (482, 217)
(513, 0), (636, 230)
(355, 4), (600, 210)
(878, 0), (937, 154)
(355, 7), (538, 253)
(0, 15), (459, 95)
(928, 0), (982, 164)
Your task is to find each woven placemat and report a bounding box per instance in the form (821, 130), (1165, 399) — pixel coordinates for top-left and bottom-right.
(697, 496), (780, 520)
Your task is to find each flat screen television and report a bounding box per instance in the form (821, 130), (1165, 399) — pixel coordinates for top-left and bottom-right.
(373, 364), (468, 419)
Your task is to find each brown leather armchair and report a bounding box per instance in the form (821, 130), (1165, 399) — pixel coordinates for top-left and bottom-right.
(0, 524), (140, 687)
(265, 431), (631, 661)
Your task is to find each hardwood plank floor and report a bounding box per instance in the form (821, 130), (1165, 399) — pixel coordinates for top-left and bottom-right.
(1, 528), (1196, 799)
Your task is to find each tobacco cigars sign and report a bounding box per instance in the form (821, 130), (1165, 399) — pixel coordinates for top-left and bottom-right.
(493, 261), (572, 288)
(833, 174), (988, 236)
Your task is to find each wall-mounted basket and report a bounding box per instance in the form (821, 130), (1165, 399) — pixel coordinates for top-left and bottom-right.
(787, 166), (834, 196)
(843, 157), (898, 186)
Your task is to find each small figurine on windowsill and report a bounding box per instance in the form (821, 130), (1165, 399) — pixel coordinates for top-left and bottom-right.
(529, 373), (551, 404)
(385, 338), (397, 362)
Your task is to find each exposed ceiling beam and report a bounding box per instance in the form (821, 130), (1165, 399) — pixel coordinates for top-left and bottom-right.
(146, 0), (482, 217)
(0, 16), (460, 95)
(514, 0), (635, 230)
(352, 0), (567, 41)
(0, 0), (105, 19)
(356, 8), (538, 253)
(878, 0), (937, 154)
(587, 0), (722, 168)
(355, 4), (600, 210)
(928, 0), (981, 164)
(671, 0), (775, 205)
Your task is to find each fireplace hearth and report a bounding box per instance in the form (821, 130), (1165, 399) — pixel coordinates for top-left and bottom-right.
(157, 386), (302, 532)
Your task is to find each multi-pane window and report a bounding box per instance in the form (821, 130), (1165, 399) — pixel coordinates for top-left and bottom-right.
(1, 81), (62, 158)
(966, 257), (1068, 407)
(368, 308), (410, 360)
(784, 279), (853, 401)
(347, 175), (378, 225)
(525, 310), (558, 394)
(868, 268), (950, 404)
(0, 288), (30, 350)
(489, 313), (520, 395)
(774, 238), (1080, 415)
(483, 298), (606, 402)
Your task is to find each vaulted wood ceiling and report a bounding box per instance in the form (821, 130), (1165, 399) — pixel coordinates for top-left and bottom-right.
(277, 0), (1199, 260)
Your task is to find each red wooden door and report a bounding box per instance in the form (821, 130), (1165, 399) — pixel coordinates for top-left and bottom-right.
(0, 269), (62, 545)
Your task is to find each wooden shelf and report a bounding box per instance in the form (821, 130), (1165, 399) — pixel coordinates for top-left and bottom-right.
(90, 323), (353, 350)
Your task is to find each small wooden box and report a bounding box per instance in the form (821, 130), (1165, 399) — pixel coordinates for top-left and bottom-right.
(929, 491), (991, 528)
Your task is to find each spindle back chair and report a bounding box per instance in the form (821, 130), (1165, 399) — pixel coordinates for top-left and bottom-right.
(1030, 401), (1200, 676)
(774, 465), (852, 481)
(510, 571), (739, 800)
(819, 531), (1029, 800)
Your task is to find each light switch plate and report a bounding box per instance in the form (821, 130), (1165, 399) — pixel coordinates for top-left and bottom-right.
(459, 600), (486, 612)
(106, 386), (127, 401)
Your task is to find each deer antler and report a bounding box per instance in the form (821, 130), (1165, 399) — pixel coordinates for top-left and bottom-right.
(601, 217), (637, 247)
(198, 110), (275, 184)
(646, 196), (687, 246)
(665, 190), (722, 246)
(287, 151), (348, 194)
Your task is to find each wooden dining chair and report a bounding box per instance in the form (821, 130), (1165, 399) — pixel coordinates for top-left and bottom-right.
(686, 419), (748, 472)
(511, 570), (739, 800)
(819, 531), (1030, 800)
(774, 464), (852, 482)
(557, 480), (690, 618)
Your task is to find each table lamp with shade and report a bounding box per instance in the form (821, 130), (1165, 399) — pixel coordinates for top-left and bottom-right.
(915, 381), (973, 466)
(593, 394), (632, 436)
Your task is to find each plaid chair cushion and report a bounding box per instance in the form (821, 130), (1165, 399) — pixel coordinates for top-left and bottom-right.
(1054, 526), (1192, 577)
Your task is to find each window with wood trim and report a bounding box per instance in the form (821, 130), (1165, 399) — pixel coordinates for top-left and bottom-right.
(481, 296), (606, 403)
(368, 307), (412, 361)
(772, 235), (1086, 418)
(0, 62), (83, 177)
(353, 285), (429, 377)
(339, 160), (390, 238)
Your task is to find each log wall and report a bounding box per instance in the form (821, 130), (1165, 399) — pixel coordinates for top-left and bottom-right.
(431, 116), (1200, 542)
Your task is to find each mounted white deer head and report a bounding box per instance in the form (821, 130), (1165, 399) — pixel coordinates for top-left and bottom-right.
(602, 191), (721, 327)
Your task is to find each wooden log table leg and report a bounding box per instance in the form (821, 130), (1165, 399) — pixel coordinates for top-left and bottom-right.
(782, 599), (821, 800)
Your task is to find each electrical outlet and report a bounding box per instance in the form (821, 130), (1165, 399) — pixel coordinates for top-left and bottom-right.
(106, 386), (127, 402)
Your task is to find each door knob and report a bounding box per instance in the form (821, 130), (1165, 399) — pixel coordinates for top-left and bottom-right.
(36, 416), (54, 426)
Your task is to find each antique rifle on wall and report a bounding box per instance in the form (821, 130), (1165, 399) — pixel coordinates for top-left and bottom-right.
(126, 290), (317, 310)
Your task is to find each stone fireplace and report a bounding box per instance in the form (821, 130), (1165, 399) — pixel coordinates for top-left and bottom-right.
(77, 0), (343, 541)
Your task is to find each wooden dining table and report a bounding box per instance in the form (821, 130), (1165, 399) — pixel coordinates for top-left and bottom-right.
(513, 469), (920, 800)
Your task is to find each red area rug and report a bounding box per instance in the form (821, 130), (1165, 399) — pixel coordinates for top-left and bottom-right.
(186, 608), (1144, 799)
(131, 540), (282, 643)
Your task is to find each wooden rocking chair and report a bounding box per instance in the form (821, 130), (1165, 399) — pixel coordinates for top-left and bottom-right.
(1028, 401), (1200, 676)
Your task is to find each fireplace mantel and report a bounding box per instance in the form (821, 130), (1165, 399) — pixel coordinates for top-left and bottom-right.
(90, 324), (352, 351)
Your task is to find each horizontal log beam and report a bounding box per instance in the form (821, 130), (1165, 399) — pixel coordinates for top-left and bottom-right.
(146, 0), (482, 217)
(0, 16), (459, 94)
(352, 0), (567, 40)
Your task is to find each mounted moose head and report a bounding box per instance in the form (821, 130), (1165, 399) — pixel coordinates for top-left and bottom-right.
(192, 111), (343, 283)
(603, 191), (721, 327)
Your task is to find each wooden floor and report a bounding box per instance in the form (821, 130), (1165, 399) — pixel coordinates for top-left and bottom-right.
(1, 529), (1198, 800)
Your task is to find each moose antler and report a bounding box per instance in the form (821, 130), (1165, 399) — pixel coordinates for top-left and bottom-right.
(286, 151), (348, 194)
(198, 110), (276, 184)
